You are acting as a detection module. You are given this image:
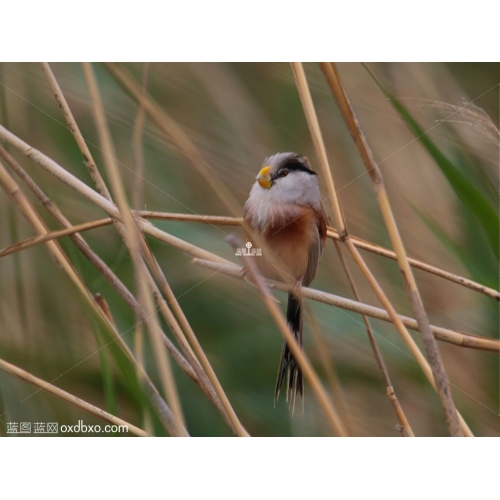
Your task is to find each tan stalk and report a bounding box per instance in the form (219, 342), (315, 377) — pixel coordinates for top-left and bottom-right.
(40, 63), (112, 199)
(0, 145), (202, 393)
(0, 158), (183, 436)
(82, 62), (186, 436)
(132, 62), (149, 211)
(140, 240), (250, 436)
(0, 132), (494, 355)
(0, 358), (150, 437)
(292, 63), (446, 432)
(131, 64), (149, 431)
(305, 308), (352, 433)
(104, 62), (241, 216)
(292, 62), (471, 437)
(0, 124), (230, 258)
(320, 62), (462, 436)
(0, 217), (112, 257)
(334, 240), (414, 436)
(325, 229), (500, 301)
(0, 147), (241, 433)
(192, 259), (498, 352)
(2, 208), (497, 301)
(226, 235), (348, 436)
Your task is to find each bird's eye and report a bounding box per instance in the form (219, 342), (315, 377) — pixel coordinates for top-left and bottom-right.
(280, 170), (288, 177)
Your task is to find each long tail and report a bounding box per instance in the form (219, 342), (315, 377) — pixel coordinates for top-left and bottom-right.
(274, 293), (304, 410)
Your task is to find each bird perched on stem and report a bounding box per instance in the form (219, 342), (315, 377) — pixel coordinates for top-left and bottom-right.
(243, 152), (326, 410)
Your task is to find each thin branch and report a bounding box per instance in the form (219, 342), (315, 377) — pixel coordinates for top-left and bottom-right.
(326, 229), (500, 302)
(2, 210), (497, 301)
(140, 240), (250, 436)
(0, 145), (203, 397)
(0, 358), (150, 437)
(131, 63), (150, 427)
(82, 62), (186, 436)
(0, 217), (112, 257)
(132, 62), (149, 211)
(104, 62), (241, 217)
(0, 158), (181, 436)
(0, 124), (229, 263)
(226, 235), (348, 436)
(320, 62), (462, 436)
(38, 66), (229, 431)
(191, 259), (499, 352)
(0, 133), (495, 355)
(40, 62), (112, 200)
(293, 62), (470, 436)
(305, 307), (352, 433)
(333, 240), (414, 436)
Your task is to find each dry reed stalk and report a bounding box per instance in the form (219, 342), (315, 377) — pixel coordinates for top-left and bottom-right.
(104, 62), (241, 217)
(0, 144), (139, 311)
(140, 212), (244, 226)
(140, 241), (250, 436)
(1, 124), (490, 307)
(0, 217), (112, 257)
(0, 158), (182, 436)
(40, 63), (112, 199)
(132, 62), (149, 211)
(3, 210), (497, 301)
(0, 140), (494, 353)
(226, 235), (348, 436)
(326, 229), (500, 301)
(0, 145), (201, 391)
(131, 64), (149, 425)
(291, 61), (440, 433)
(1, 199), (491, 350)
(0, 123), (492, 433)
(333, 240), (414, 436)
(36, 67), (214, 421)
(82, 61), (186, 436)
(319, 62), (462, 436)
(305, 308), (352, 433)
(191, 258), (498, 352)
(45, 62), (245, 435)
(260, 63), (472, 435)
(0, 358), (150, 437)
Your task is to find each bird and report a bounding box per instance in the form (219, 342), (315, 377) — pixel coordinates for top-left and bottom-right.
(243, 152), (326, 409)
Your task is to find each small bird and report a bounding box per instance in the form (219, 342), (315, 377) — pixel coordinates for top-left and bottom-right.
(243, 152), (326, 407)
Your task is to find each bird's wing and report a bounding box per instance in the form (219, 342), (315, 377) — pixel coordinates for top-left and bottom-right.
(303, 207), (326, 287)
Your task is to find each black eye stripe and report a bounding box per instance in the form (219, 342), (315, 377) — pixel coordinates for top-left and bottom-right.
(273, 162), (316, 179)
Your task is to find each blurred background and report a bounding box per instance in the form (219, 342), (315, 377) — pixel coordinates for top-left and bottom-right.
(0, 62), (498, 436)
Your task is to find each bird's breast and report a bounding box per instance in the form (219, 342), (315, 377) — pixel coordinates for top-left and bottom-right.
(243, 202), (319, 283)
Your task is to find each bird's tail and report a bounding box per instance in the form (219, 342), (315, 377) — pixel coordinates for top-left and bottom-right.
(275, 293), (304, 411)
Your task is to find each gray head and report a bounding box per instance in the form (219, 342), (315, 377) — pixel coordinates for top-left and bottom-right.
(251, 152), (320, 206)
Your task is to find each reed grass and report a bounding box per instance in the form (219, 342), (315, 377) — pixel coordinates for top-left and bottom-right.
(0, 62), (495, 436)
(291, 62), (472, 436)
(320, 62), (461, 435)
(3, 211), (497, 300)
(0, 358), (150, 437)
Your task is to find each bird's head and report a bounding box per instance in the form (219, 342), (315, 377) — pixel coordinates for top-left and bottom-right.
(253, 152), (320, 205)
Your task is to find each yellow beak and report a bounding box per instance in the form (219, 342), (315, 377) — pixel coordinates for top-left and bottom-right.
(257, 166), (272, 189)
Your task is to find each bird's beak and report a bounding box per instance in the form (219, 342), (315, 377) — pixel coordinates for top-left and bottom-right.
(257, 166), (272, 189)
